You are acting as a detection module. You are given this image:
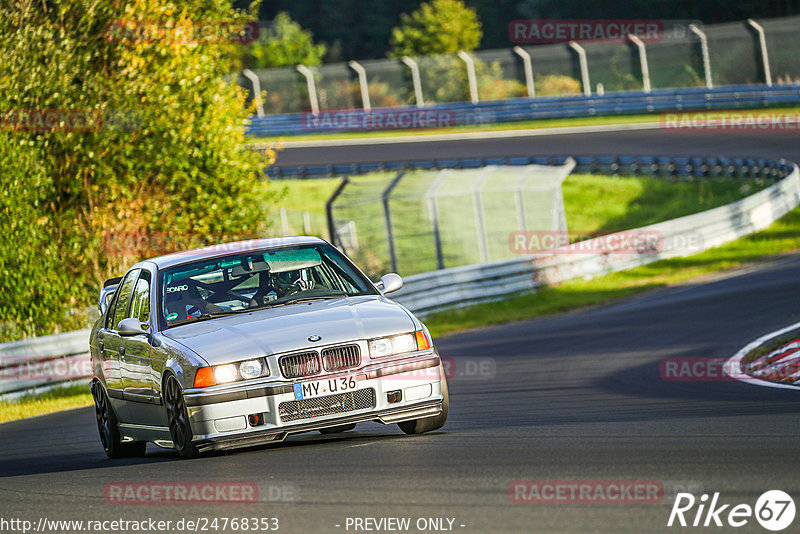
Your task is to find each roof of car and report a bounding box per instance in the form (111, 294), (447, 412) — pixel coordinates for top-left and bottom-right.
(141, 236), (329, 270)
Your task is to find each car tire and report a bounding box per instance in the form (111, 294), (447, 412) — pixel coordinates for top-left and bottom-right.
(319, 423), (357, 434)
(92, 382), (147, 458)
(164, 374), (198, 459)
(398, 365), (449, 435)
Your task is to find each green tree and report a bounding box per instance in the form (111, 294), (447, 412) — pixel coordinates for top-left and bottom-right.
(389, 0), (482, 58)
(251, 12), (326, 68)
(0, 0), (277, 340)
(0, 134), (74, 339)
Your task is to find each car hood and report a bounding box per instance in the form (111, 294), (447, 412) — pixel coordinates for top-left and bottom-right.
(162, 295), (417, 365)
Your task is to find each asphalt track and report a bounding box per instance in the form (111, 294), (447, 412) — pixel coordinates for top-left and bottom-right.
(274, 126), (800, 166)
(2, 129), (800, 534)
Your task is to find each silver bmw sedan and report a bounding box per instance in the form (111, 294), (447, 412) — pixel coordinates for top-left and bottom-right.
(89, 236), (448, 459)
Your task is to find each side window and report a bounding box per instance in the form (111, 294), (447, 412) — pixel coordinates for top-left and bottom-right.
(129, 270), (152, 327)
(108, 269), (139, 330)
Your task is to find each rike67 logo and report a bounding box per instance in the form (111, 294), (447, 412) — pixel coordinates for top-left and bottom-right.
(668, 490), (795, 531)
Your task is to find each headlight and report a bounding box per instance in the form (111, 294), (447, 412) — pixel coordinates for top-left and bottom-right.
(194, 358), (270, 388)
(213, 364), (238, 384)
(369, 332), (422, 358)
(239, 359), (264, 380)
(368, 337), (394, 358)
(392, 333), (417, 353)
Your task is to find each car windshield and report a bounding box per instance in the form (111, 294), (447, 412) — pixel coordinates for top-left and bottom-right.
(159, 243), (377, 328)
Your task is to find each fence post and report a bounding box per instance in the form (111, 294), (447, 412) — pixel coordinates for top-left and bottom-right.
(241, 69), (265, 117)
(426, 170), (450, 270)
(401, 56), (425, 107)
(348, 60), (372, 112)
(555, 158), (576, 232)
(325, 177), (349, 247)
(746, 19), (772, 86)
(303, 211), (312, 234)
(457, 51), (480, 104)
(382, 172), (406, 273)
(689, 24), (713, 89)
(514, 167), (536, 233)
(279, 207), (289, 235)
(473, 167), (493, 264)
(568, 41), (591, 97)
(296, 64), (320, 115)
(628, 34), (652, 93)
(513, 46), (535, 98)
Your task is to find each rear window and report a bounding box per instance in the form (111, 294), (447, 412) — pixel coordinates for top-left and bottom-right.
(107, 269), (139, 330)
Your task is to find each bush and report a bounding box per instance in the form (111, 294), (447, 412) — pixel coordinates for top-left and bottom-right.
(418, 55), (469, 103)
(325, 80), (403, 109)
(0, 0), (277, 341)
(0, 135), (79, 339)
(418, 56), (526, 104)
(478, 62), (527, 100)
(535, 74), (582, 96)
(363, 82), (402, 108)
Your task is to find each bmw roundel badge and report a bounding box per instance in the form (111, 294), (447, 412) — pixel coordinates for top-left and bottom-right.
(308, 335), (322, 342)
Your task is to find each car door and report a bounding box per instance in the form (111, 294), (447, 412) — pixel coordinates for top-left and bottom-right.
(118, 266), (169, 426)
(121, 269), (154, 401)
(98, 268), (139, 417)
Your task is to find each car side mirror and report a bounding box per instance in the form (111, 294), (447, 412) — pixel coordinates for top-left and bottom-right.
(117, 317), (148, 337)
(377, 273), (403, 294)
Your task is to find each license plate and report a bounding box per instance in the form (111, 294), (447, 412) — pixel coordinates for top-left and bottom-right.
(293, 375), (358, 400)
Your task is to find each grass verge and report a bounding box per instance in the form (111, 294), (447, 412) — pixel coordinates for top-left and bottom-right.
(424, 206), (800, 337)
(276, 174), (756, 232)
(0, 384), (92, 424)
(251, 106), (800, 143)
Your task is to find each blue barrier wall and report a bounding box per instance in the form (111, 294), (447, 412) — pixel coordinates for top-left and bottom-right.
(247, 84), (800, 137)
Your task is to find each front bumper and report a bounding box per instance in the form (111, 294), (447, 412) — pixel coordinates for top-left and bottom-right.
(183, 353), (444, 452)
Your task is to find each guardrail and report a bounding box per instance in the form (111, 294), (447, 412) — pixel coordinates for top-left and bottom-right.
(1, 155), (797, 397)
(249, 84), (800, 138)
(0, 329), (91, 397)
